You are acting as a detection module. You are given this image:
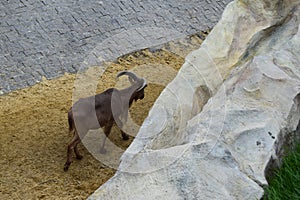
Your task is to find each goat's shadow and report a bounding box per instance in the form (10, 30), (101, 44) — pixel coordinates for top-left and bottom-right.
(81, 125), (134, 169)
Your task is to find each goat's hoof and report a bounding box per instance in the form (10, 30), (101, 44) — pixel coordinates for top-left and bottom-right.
(122, 134), (129, 140)
(76, 155), (83, 160)
(64, 163), (70, 172)
(100, 148), (107, 154)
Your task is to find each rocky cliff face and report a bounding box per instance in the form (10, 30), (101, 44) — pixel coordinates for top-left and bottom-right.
(89, 0), (300, 199)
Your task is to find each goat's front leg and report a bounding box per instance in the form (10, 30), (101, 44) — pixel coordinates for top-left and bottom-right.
(121, 130), (129, 140)
(115, 116), (129, 140)
(100, 122), (113, 154)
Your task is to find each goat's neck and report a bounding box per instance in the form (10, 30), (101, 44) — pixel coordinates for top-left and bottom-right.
(129, 96), (135, 107)
(120, 85), (138, 108)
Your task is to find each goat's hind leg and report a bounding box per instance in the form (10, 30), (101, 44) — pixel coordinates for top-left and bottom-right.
(74, 134), (83, 160)
(64, 130), (80, 171)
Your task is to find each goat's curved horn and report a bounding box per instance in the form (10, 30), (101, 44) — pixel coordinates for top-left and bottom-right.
(116, 71), (141, 81)
(137, 78), (147, 91)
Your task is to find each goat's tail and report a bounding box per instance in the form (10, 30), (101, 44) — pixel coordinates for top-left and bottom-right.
(67, 110), (74, 133)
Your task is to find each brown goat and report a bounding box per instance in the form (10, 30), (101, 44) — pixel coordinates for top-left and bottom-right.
(64, 71), (147, 171)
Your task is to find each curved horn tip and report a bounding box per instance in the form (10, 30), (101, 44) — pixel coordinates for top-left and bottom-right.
(116, 70), (141, 81)
(116, 70), (127, 78)
(137, 78), (147, 91)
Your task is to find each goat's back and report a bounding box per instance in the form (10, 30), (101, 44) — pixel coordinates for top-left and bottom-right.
(70, 88), (123, 130)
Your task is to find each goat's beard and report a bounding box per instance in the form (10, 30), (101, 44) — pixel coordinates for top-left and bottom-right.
(135, 97), (143, 102)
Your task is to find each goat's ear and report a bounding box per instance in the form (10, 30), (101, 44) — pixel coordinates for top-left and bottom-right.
(128, 76), (135, 84)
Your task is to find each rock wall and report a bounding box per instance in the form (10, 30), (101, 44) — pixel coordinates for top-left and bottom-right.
(89, 0), (300, 199)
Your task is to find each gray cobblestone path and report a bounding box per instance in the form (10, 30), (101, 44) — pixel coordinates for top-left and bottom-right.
(0, 0), (231, 94)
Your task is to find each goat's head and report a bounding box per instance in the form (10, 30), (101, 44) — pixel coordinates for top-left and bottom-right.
(117, 71), (147, 101)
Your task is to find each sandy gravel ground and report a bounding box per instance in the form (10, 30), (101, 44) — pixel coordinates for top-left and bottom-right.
(0, 34), (205, 199)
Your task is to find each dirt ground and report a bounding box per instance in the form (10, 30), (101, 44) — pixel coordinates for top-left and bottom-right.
(0, 34), (205, 199)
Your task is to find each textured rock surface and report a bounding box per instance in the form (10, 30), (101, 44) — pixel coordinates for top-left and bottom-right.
(89, 0), (300, 199)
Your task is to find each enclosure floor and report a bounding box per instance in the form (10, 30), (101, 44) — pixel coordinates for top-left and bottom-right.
(0, 47), (193, 199)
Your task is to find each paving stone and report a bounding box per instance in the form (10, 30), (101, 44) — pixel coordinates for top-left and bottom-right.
(0, 0), (232, 94)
